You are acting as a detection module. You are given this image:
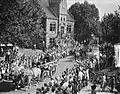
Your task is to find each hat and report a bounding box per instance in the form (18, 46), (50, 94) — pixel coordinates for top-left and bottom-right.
(44, 83), (48, 87)
(36, 88), (41, 91)
(91, 84), (96, 90)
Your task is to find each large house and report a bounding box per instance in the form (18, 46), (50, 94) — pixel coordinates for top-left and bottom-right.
(39, 0), (74, 47)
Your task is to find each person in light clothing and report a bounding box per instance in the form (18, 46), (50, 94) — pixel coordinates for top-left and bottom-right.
(101, 74), (106, 91)
(62, 80), (69, 90)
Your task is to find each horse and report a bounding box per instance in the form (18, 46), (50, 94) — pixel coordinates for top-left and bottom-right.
(31, 67), (41, 83)
(12, 72), (24, 90)
(13, 67), (41, 91)
(20, 69), (33, 91)
(57, 53), (63, 60)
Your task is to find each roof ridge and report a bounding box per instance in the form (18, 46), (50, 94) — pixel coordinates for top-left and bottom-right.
(50, 7), (58, 17)
(44, 7), (58, 19)
(67, 10), (74, 20)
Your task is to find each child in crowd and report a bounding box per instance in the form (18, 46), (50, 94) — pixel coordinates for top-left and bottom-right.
(91, 84), (96, 94)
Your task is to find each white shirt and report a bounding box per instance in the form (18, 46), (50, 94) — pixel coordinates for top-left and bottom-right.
(50, 92), (55, 94)
(51, 80), (55, 86)
(7, 51), (10, 55)
(2, 69), (5, 74)
(63, 81), (69, 89)
(103, 75), (106, 82)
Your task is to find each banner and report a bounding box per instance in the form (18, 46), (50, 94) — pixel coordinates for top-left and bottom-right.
(114, 44), (120, 67)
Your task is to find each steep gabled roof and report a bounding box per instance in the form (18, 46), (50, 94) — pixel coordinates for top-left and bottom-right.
(66, 10), (74, 22)
(44, 7), (58, 19)
(28, 0), (41, 8)
(49, 0), (61, 4)
(40, 0), (49, 7)
(39, 0), (74, 21)
(67, 13), (74, 22)
(40, 0), (58, 19)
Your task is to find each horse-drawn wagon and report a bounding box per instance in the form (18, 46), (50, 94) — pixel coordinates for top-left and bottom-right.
(0, 43), (15, 62)
(0, 45), (59, 91)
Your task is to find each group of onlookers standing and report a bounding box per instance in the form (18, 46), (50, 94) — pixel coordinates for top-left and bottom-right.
(100, 72), (120, 93)
(0, 45), (70, 82)
(35, 63), (88, 94)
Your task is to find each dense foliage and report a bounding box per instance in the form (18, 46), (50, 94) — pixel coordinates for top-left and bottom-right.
(0, 0), (46, 49)
(69, 1), (100, 43)
(69, 1), (120, 70)
(100, 6), (120, 44)
(97, 7), (120, 69)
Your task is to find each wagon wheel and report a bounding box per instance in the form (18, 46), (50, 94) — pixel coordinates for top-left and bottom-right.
(42, 71), (49, 80)
(51, 66), (56, 75)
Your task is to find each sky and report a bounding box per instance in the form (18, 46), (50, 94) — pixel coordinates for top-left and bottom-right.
(67, 0), (120, 19)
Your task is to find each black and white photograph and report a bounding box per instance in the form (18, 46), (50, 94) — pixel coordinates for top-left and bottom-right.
(0, 0), (120, 94)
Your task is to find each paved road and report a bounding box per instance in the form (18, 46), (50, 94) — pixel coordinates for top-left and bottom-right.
(0, 56), (75, 94)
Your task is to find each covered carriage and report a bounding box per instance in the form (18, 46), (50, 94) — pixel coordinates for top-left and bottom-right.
(0, 43), (14, 62)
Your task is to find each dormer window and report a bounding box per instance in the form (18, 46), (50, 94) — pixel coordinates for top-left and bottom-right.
(50, 22), (56, 33)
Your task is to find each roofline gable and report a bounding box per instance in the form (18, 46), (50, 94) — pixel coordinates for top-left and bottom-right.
(50, 7), (58, 17)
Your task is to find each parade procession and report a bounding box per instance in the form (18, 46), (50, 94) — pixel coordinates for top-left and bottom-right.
(1, 0), (120, 94)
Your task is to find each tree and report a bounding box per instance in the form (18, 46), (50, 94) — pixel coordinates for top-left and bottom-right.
(99, 6), (120, 69)
(0, 0), (46, 49)
(69, 1), (100, 43)
(100, 6), (120, 44)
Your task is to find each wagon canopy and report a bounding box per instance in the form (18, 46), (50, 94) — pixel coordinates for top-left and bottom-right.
(0, 44), (5, 47)
(7, 43), (13, 46)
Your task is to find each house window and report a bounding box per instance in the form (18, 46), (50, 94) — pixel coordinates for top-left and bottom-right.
(67, 25), (72, 33)
(50, 22), (56, 33)
(61, 17), (62, 21)
(61, 26), (64, 34)
(64, 18), (65, 21)
(49, 38), (55, 46)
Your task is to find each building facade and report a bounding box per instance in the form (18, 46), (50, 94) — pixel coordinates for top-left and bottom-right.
(39, 0), (74, 47)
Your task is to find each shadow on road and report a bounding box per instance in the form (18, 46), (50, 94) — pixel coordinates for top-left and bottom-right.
(0, 81), (15, 92)
(82, 89), (110, 93)
(62, 59), (74, 62)
(60, 56), (74, 62)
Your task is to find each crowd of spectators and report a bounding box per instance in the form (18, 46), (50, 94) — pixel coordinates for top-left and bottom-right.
(34, 64), (88, 94)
